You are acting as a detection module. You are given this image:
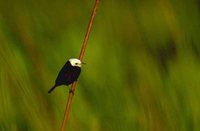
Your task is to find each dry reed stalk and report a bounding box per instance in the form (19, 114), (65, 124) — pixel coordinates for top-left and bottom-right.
(60, 0), (100, 130)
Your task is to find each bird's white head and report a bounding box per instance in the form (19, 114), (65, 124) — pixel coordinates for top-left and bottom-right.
(69, 58), (82, 67)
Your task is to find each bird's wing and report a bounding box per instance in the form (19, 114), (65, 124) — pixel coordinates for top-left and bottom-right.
(59, 61), (71, 73)
(55, 62), (81, 86)
(55, 61), (71, 84)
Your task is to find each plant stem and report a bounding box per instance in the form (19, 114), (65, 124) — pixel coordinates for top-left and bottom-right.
(60, 0), (100, 131)
(79, 0), (100, 61)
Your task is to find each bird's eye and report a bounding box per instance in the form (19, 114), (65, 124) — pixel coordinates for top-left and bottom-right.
(75, 63), (78, 65)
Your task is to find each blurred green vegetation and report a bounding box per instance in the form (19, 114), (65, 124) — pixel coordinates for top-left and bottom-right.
(1, 0), (200, 130)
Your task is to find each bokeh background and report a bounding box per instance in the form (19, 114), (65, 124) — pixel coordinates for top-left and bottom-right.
(1, 0), (200, 130)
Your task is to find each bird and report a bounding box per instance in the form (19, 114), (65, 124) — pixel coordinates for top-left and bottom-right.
(48, 58), (82, 93)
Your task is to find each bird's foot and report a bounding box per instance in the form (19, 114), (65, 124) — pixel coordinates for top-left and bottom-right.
(69, 89), (75, 95)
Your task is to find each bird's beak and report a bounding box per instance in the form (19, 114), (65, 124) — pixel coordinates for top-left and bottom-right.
(81, 62), (86, 65)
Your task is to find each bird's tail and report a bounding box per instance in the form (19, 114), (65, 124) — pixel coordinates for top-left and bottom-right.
(48, 85), (57, 93)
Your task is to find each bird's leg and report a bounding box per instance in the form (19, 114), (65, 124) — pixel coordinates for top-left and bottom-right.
(69, 80), (78, 95)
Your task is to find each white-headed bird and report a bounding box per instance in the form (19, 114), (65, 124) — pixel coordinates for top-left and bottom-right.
(48, 58), (82, 93)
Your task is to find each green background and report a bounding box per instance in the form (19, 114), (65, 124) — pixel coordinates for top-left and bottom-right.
(0, 0), (200, 130)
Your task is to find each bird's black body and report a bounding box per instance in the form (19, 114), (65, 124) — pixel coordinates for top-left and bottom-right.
(48, 60), (81, 93)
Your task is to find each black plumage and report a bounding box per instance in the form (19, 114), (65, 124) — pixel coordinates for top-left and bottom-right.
(48, 60), (81, 93)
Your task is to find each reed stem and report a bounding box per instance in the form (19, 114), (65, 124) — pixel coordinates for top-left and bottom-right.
(60, 0), (100, 130)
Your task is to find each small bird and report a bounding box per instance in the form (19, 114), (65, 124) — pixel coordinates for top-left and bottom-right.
(48, 58), (82, 93)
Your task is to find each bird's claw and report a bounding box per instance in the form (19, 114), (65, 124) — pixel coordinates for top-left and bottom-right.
(69, 89), (75, 95)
